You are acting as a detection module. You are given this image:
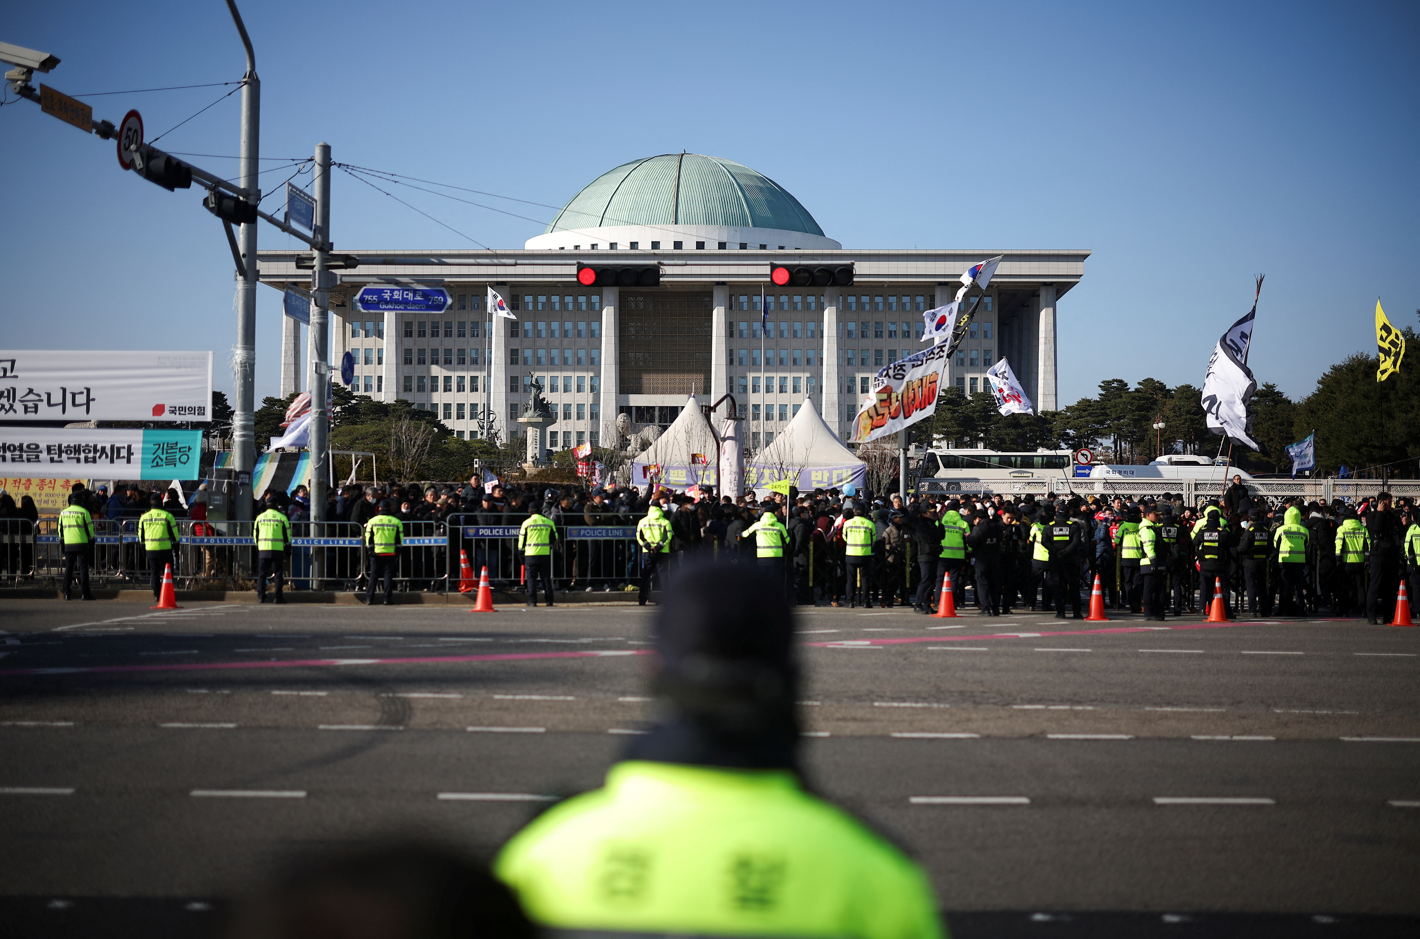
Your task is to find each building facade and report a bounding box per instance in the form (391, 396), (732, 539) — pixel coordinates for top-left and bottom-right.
(258, 154), (1088, 453)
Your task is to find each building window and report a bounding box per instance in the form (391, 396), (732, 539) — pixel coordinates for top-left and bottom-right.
(444, 348), (453, 366)
(983, 349), (993, 366)
(576, 403), (585, 420)
(956, 350), (966, 367)
(403, 348), (413, 366)
(441, 322), (451, 338)
(470, 347), (480, 365)
(509, 376), (519, 393)
(861, 376), (870, 394)
(522, 349), (533, 366)
(778, 320), (789, 339)
(792, 349), (801, 367)
(443, 403), (452, 420)
(969, 349), (979, 367)
(456, 375), (466, 392)
(417, 321), (427, 338)
(443, 375), (452, 392)
(589, 319), (600, 338)
(875, 349), (884, 367)
(845, 349), (855, 367)
(887, 321), (897, 339)
(752, 404), (761, 422)
(983, 321), (994, 340)
(739, 243), (748, 250)
(806, 349), (816, 367)
(983, 296), (994, 312)
(457, 348), (466, 366)
(792, 376), (802, 394)
(417, 375), (427, 393)
(752, 349), (761, 367)
(590, 403), (599, 422)
(363, 375), (373, 393)
(738, 375), (747, 394)
(806, 376), (816, 394)
(777, 349), (788, 367)
(510, 404), (519, 422)
(536, 349), (546, 367)
(779, 404), (788, 422)
(752, 376), (761, 394)
(403, 375), (412, 392)
(590, 376), (600, 393)
(577, 375), (586, 393)
(377, 375), (383, 392)
(577, 348), (587, 366)
(470, 376), (479, 392)
(416, 349), (426, 366)
(969, 377), (979, 394)
(778, 377), (788, 394)
(806, 321), (817, 339)
(650, 241), (660, 249)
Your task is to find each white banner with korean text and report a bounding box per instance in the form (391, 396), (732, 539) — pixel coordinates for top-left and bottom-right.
(0, 350), (212, 422)
(850, 341), (950, 444)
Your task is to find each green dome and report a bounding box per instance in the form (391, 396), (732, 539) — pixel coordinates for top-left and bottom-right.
(543, 153), (826, 237)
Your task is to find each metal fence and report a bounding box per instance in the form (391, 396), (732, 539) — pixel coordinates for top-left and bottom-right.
(918, 477), (1420, 504)
(8, 515), (648, 595)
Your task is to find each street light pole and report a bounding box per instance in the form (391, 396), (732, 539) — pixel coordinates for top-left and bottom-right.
(309, 142), (332, 527)
(226, 0), (259, 524)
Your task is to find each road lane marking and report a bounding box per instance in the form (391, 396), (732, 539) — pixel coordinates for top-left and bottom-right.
(1390, 800), (1420, 808)
(190, 789), (305, 799)
(272, 690), (327, 696)
(1140, 649), (1204, 654)
(139, 650), (200, 656)
(0, 721), (74, 726)
(1047, 734), (1133, 740)
(893, 732), (980, 739)
(911, 796), (1030, 805)
(1355, 653), (1416, 657)
(1034, 648), (1092, 652)
(0, 787), (74, 795)
(798, 629), (839, 634)
(608, 728), (648, 735)
(873, 702), (945, 708)
(1341, 737), (1420, 743)
(801, 731), (830, 737)
(466, 726), (545, 733)
(1153, 797), (1274, 805)
(319, 645), (373, 650)
(1191, 735), (1275, 741)
(437, 792), (555, 802)
(1015, 705), (1096, 710)
(1241, 651), (1303, 655)
(318, 725), (402, 731)
(493, 694), (575, 700)
(1275, 709), (1357, 714)
(929, 647), (991, 650)
(238, 648), (294, 652)
(926, 625), (967, 630)
(388, 693), (462, 699)
(618, 696), (651, 702)
(161, 723), (236, 729)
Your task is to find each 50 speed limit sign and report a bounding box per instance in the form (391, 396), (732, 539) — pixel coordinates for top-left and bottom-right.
(1074, 448), (1094, 466)
(116, 109), (143, 170)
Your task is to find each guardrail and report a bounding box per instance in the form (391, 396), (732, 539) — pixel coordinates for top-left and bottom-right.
(917, 476), (1420, 504)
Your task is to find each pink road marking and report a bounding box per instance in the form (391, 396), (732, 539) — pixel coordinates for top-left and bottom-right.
(0, 648), (652, 679)
(808, 620), (1261, 648)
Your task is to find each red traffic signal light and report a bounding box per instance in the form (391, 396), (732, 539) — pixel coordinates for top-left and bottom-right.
(768, 264), (854, 288)
(576, 264), (660, 287)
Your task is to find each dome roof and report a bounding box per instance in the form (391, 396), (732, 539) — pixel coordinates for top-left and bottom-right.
(542, 153), (827, 238)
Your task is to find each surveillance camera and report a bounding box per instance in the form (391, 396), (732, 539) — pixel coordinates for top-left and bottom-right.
(0, 41), (60, 73)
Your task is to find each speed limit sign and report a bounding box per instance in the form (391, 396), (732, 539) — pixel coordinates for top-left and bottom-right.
(117, 109), (143, 170)
(1074, 447), (1094, 466)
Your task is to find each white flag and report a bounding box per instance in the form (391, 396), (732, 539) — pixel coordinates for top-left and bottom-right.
(489, 288), (516, 320)
(1285, 433), (1315, 478)
(986, 357), (1034, 415)
(1201, 308), (1261, 451)
(960, 256), (1002, 290)
(921, 299), (960, 345)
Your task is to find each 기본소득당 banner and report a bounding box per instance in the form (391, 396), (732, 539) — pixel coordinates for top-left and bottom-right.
(0, 427), (203, 480)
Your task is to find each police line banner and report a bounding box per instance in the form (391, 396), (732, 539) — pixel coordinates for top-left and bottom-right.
(0, 350), (212, 422)
(850, 340), (949, 443)
(0, 427), (203, 480)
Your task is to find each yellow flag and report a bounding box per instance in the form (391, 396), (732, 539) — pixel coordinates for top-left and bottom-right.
(766, 478), (794, 495)
(1376, 300), (1405, 382)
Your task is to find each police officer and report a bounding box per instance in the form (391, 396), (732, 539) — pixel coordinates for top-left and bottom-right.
(1027, 505), (1055, 612)
(1405, 508), (1420, 610)
(1051, 504), (1087, 619)
(494, 562), (943, 939)
(1139, 504), (1165, 621)
(138, 493), (181, 602)
(1193, 510), (1234, 617)
(911, 502), (941, 613)
(1114, 506), (1143, 613)
(1365, 492), (1403, 624)
(1238, 508), (1273, 617)
(59, 492), (96, 601)
(1158, 505), (1188, 615)
(1334, 509), (1370, 618)
(254, 494), (292, 604)
(841, 506), (875, 609)
(741, 503), (791, 598)
(519, 502), (558, 607)
(636, 501), (672, 606)
(934, 500), (970, 614)
(966, 508), (1003, 615)
(1273, 505), (1310, 616)
(363, 500), (403, 605)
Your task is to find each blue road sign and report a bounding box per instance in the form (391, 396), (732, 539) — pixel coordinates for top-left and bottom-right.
(283, 286), (310, 325)
(286, 183), (315, 231)
(1074, 465), (1092, 478)
(355, 285), (450, 313)
(340, 351), (355, 386)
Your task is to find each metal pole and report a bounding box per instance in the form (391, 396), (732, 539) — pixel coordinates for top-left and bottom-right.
(898, 429), (908, 503)
(308, 142), (332, 586)
(226, 0), (258, 525)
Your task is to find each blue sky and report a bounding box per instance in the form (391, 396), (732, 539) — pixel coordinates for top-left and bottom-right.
(2, 0), (1415, 408)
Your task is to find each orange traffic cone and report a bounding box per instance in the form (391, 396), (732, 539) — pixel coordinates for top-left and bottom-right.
(1392, 582), (1414, 627)
(458, 550), (476, 594)
(470, 566), (496, 613)
(151, 563), (180, 610)
(1084, 574), (1110, 621)
(1206, 577), (1229, 623)
(933, 571), (958, 618)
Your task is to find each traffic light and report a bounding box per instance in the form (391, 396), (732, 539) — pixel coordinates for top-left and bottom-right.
(203, 189), (258, 225)
(769, 264), (854, 288)
(576, 264), (660, 288)
(132, 146), (192, 191)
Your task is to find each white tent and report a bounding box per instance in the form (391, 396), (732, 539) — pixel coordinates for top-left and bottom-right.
(746, 397), (867, 493)
(630, 395), (720, 490)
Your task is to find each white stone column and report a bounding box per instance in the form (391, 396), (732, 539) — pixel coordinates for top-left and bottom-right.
(599, 285), (619, 446)
(821, 287), (841, 438)
(1037, 284), (1057, 411)
(491, 293), (508, 442)
(281, 315), (301, 398)
(381, 311), (397, 403)
(711, 284), (728, 404)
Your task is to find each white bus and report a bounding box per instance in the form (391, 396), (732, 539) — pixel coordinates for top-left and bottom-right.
(1088, 455), (1254, 481)
(916, 449), (1076, 493)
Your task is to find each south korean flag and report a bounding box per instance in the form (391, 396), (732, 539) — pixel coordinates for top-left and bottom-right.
(920, 298), (960, 345)
(489, 287), (517, 320)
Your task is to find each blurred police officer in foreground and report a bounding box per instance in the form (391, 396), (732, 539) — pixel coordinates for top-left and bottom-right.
(364, 500), (403, 606)
(255, 493), (292, 604)
(496, 562), (943, 938)
(59, 492), (95, 601)
(139, 492), (181, 602)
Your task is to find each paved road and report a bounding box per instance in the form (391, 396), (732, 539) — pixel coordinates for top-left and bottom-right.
(2, 599), (1417, 936)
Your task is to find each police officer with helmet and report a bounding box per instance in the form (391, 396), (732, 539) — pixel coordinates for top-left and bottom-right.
(59, 492), (96, 601)
(254, 493), (292, 604)
(636, 500), (673, 606)
(363, 500), (403, 605)
(495, 562), (943, 939)
(518, 502), (558, 607)
(139, 492), (181, 602)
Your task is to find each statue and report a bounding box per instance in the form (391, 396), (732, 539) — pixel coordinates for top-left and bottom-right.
(615, 412), (661, 460)
(518, 378), (558, 467)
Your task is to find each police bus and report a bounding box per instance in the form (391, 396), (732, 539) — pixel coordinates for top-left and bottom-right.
(916, 449), (1075, 494)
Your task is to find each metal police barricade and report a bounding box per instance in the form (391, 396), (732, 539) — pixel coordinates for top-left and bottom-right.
(182, 521), (256, 589)
(32, 518), (129, 587)
(448, 515), (643, 594)
(1, 517), (36, 584)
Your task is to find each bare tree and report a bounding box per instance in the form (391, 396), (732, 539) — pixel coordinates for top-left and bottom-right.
(388, 418), (437, 480)
(856, 440), (901, 496)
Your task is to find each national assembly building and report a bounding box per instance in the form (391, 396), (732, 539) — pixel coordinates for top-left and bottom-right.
(257, 153), (1089, 453)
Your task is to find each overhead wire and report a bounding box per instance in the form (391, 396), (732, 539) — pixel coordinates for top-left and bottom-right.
(337, 165), (494, 252)
(148, 81), (247, 145)
(70, 80), (245, 97)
